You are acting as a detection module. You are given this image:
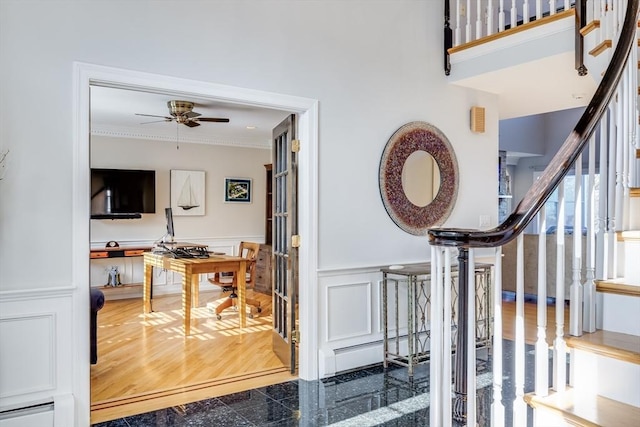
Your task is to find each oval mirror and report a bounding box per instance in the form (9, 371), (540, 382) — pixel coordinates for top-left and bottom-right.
(379, 121), (458, 235)
(402, 150), (441, 207)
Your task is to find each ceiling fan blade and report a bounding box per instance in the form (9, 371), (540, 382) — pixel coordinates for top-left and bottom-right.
(183, 111), (201, 118)
(140, 119), (172, 124)
(183, 120), (200, 128)
(135, 113), (173, 120)
(196, 117), (230, 123)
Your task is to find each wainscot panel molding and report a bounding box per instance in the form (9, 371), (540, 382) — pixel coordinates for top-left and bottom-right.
(318, 268), (387, 376)
(325, 281), (372, 342)
(0, 288), (74, 416)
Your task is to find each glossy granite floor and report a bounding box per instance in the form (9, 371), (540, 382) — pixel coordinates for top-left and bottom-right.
(92, 337), (548, 427)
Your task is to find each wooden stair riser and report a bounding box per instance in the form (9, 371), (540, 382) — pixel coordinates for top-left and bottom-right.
(601, 292), (640, 336)
(571, 349), (640, 408)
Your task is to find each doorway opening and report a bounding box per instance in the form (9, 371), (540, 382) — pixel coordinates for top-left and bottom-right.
(73, 62), (319, 425)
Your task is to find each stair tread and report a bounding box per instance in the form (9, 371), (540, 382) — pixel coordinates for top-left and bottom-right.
(525, 388), (640, 427)
(566, 330), (640, 365)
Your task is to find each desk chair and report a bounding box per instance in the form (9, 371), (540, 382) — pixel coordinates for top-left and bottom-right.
(208, 241), (262, 319)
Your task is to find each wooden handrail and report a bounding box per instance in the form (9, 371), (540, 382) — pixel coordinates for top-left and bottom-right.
(430, 0), (639, 249)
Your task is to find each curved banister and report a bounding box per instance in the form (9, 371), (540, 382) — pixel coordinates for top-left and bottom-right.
(429, 0), (640, 249)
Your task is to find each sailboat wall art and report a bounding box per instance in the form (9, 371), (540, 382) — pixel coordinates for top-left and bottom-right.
(170, 170), (205, 216)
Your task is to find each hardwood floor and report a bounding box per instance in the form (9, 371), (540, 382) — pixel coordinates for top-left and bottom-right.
(91, 289), (569, 424)
(90, 288), (293, 424)
(501, 297), (570, 346)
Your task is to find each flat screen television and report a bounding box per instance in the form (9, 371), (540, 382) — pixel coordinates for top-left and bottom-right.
(90, 168), (156, 219)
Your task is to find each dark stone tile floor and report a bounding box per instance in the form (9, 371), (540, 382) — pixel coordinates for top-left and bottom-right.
(93, 339), (555, 426)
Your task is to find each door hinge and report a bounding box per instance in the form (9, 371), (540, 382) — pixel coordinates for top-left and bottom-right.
(292, 235), (301, 248)
(292, 139), (300, 153)
(292, 329), (300, 344)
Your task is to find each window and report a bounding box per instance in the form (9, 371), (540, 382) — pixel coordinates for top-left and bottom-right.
(532, 171), (599, 234)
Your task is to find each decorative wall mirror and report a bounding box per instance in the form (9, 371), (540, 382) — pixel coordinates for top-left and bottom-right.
(379, 121), (459, 235)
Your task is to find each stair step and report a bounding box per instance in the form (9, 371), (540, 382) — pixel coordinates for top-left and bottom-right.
(525, 388), (640, 427)
(589, 39), (612, 57)
(566, 330), (640, 365)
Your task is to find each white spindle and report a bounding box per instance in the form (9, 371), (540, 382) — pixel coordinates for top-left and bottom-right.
(615, 85), (625, 235)
(476, 0), (483, 39)
(513, 234), (527, 425)
(564, 0), (570, 12)
(553, 180), (567, 393)
(443, 250), (452, 427)
(466, 0), (473, 43)
(570, 155), (583, 336)
(487, 0), (495, 36)
(455, 0), (462, 46)
(550, 0), (557, 16)
(523, 0), (530, 23)
(499, 0), (506, 32)
(535, 205), (549, 396)
(430, 246), (443, 427)
(536, 0), (542, 20)
(467, 249), (477, 427)
(511, 0), (517, 28)
(596, 114), (608, 279)
(607, 104), (617, 279)
(491, 247), (505, 427)
(584, 135), (597, 333)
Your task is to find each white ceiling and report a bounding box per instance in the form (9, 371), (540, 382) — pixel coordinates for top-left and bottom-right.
(90, 85), (292, 149)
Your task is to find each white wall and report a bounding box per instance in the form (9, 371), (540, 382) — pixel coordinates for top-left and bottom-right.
(90, 136), (270, 244)
(0, 1), (499, 423)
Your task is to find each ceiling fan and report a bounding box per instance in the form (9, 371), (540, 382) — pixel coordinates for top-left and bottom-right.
(135, 100), (230, 128)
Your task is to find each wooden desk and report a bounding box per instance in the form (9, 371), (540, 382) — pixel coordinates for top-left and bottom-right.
(142, 252), (248, 336)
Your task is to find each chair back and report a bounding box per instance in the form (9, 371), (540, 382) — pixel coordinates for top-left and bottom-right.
(238, 241), (260, 286)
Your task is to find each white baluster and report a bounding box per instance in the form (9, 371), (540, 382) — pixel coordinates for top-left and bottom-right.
(492, 246), (505, 427)
(553, 180), (567, 393)
(467, 249), (477, 427)
(596, 114), (608, 280)
(511, 0), (517, 28)
(536, 0), (542, 20)
(443, 249), (452, 427)
(549, 0), (557, 16)
(584, 135), (596, 333)
(466, 0), (473, 42)
(487, 0), (495, 36)
(455, 0), (462, 46)
(476, 0), (483, 39)
(570, 155), (583, 336)
(535, 205), (549, 396)
(513, 234), (527, 425)
(430, 246), (443, 427)
(607, 104), (617, 279)
(616, 85), (625, 238)
(499, 0), (506, 32)
(564, 0), (570, 12)
(523, 0), (530, 23)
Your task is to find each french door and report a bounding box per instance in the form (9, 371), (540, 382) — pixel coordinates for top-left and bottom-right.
(271, 114), (298, 373)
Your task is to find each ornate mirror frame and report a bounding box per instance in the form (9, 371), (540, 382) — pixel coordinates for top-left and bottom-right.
(379, 121), (459, 235)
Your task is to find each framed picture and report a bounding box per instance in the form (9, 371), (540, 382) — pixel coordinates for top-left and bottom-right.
(224, 177), (252, 203)
(170, 170), (205, 216)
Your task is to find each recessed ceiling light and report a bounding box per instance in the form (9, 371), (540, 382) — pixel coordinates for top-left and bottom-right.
(572, 93), (586, 100)
(246, 126), (256, 130)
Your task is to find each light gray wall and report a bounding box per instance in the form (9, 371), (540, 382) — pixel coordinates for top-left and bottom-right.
(0, 0), (499, 286)
(90, 136), (270, 244)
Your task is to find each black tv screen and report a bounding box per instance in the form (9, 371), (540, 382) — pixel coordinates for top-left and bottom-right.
(90, 169), (156, 219)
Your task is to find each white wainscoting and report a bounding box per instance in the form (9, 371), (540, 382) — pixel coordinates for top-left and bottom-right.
(0, 288), (75, 426)
(318, 267), (388, 377)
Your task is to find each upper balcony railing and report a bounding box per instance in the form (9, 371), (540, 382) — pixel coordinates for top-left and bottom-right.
(444, 0), (588, 75)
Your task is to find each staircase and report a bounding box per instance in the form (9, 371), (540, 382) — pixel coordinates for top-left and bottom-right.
(431, 1), (640, 426)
